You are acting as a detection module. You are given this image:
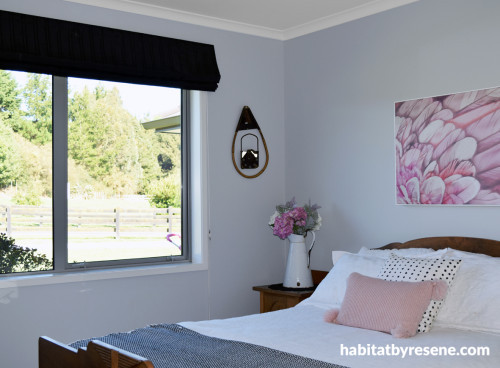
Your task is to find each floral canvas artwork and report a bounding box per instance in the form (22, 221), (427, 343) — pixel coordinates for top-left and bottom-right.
(395, 87), (500, 205)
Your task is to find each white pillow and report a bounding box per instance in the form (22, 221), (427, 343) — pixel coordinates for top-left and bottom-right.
(358, 246), (444, 259)
(434, 249), (500, 333)
(378, 254), (461, 333)
(331, 250), (351, 266)
(305, 254), (386, 307)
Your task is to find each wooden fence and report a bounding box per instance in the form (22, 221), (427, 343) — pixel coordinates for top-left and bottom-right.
(0, 205), (181, 239)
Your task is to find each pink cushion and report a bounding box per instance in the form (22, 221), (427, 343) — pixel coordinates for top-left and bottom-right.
(325, 272), (447, 338)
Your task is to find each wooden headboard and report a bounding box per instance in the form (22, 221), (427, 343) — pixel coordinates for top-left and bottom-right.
(313, 236), (500, 284)
(378, 236), (500, 257)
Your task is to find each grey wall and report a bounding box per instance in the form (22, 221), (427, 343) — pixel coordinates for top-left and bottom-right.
(0, 1), (286, 367)
(284, 0), (500, 271)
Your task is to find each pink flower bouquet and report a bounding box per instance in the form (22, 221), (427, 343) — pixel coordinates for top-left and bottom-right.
(269, 198), (321, 240)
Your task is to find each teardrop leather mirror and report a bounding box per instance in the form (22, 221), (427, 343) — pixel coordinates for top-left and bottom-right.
(231, 106), (269, 178)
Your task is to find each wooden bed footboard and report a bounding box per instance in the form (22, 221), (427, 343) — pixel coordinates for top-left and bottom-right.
(39, 336), (154, 368)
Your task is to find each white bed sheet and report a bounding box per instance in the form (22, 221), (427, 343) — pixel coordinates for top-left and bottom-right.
(180, 303), (500, 368)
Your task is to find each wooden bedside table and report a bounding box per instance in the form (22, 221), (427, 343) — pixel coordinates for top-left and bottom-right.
(252, 285), (315, 313)
(253, 270), (328, 313)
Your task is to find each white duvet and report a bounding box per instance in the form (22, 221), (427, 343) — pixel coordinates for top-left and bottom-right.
(180, 302), (500, 368)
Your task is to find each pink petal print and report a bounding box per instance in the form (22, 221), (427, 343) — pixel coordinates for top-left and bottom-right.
(398, 177), (420, 204)
(423, 161), (438, 178)
(395, 139), (402, 159)
(443, 174), (462, 185)
(401, 98), (434, 120)
(404, 133), (418, 151)
(473, 143), (500, 173)
(432, 129), (464, 160)
(445, 87), (500, 115)
(445, 176), (480, 204)
(396, 117), (416, 151)
(430, 122), (456, 146)
(402, 148), (421, 167)
(476, 167), (500, 189)
(397, 187), (408, 204)
(419, 120), (444, 143)
(454, 160), (477, 176)
(439, 160), (476, 180)
(438, 137), (477, 170)
(419, 120), (456, 147)
(465, 109), (500, 142)
(396, 87), (500, 205)
(469, 189), (500, 205)
(450, 102), (500, 129)
(430, 108), (453, 123)
(476, 130), (500, 154)
(420, 176), (445, 204)
(463, 88), (500, 114)
(413, 101), (442, 134)
(444, 90), (482, 112)
(405, 177), (420, 203)
(414, 144), (433, 171)
(397, 186), (408, 204)
(397, 100), (418, 117)
(395, 117), (410, 141)
(444, 194), (463, 204)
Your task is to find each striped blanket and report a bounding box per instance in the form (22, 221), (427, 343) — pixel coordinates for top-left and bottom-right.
(71, 323), (347, 368)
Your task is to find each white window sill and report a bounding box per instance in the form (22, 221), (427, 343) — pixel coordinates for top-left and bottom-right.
(0, 261), (208, 289)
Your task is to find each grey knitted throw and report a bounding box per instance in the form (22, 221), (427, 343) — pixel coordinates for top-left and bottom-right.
(70, 323), (347, 368)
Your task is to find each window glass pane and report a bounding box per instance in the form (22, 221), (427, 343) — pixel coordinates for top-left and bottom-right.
(67, 78), (181, 264)
(0, 70), (53, 273)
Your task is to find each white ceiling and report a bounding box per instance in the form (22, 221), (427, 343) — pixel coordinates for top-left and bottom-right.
(65, 0), (419, 40)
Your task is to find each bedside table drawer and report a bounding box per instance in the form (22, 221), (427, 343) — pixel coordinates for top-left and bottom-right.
(252, 285), (314, 313)
(261, 293), (309, 312)
(253, 271), (327, 313)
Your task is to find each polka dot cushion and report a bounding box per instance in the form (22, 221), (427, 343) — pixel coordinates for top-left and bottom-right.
(378, 254), (462, 333)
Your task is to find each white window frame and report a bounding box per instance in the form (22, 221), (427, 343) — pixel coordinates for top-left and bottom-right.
(0, 81), (208, 287)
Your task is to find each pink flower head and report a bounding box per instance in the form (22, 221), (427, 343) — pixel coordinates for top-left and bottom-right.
(270, 198), (321, 239)
(289, 207), (307, 226)
(272, 213), (294, 239)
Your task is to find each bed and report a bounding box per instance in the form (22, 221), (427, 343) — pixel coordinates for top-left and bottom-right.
(39, 237), (500, 368)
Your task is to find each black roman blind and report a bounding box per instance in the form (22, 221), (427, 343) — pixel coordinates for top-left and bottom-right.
(0, 10), (221, 91)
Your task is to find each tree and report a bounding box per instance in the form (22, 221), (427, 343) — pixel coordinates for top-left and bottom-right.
(156, 133), (181, 173)
(68, 86), (143, 195)
(133, 120), (163, 190)
(0, 70), (49, 197)
(146, 170), (181, 208)
(0, 70), (21, 121)
(21, 73), (52, 145)
(68, 85), (181, 196)
(0, 122), (22, 187)
(0, 233), (52, 274)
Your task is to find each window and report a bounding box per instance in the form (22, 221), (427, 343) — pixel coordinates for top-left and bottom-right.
(0, 70), (53, 274)
(0, 70), (191, 275)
